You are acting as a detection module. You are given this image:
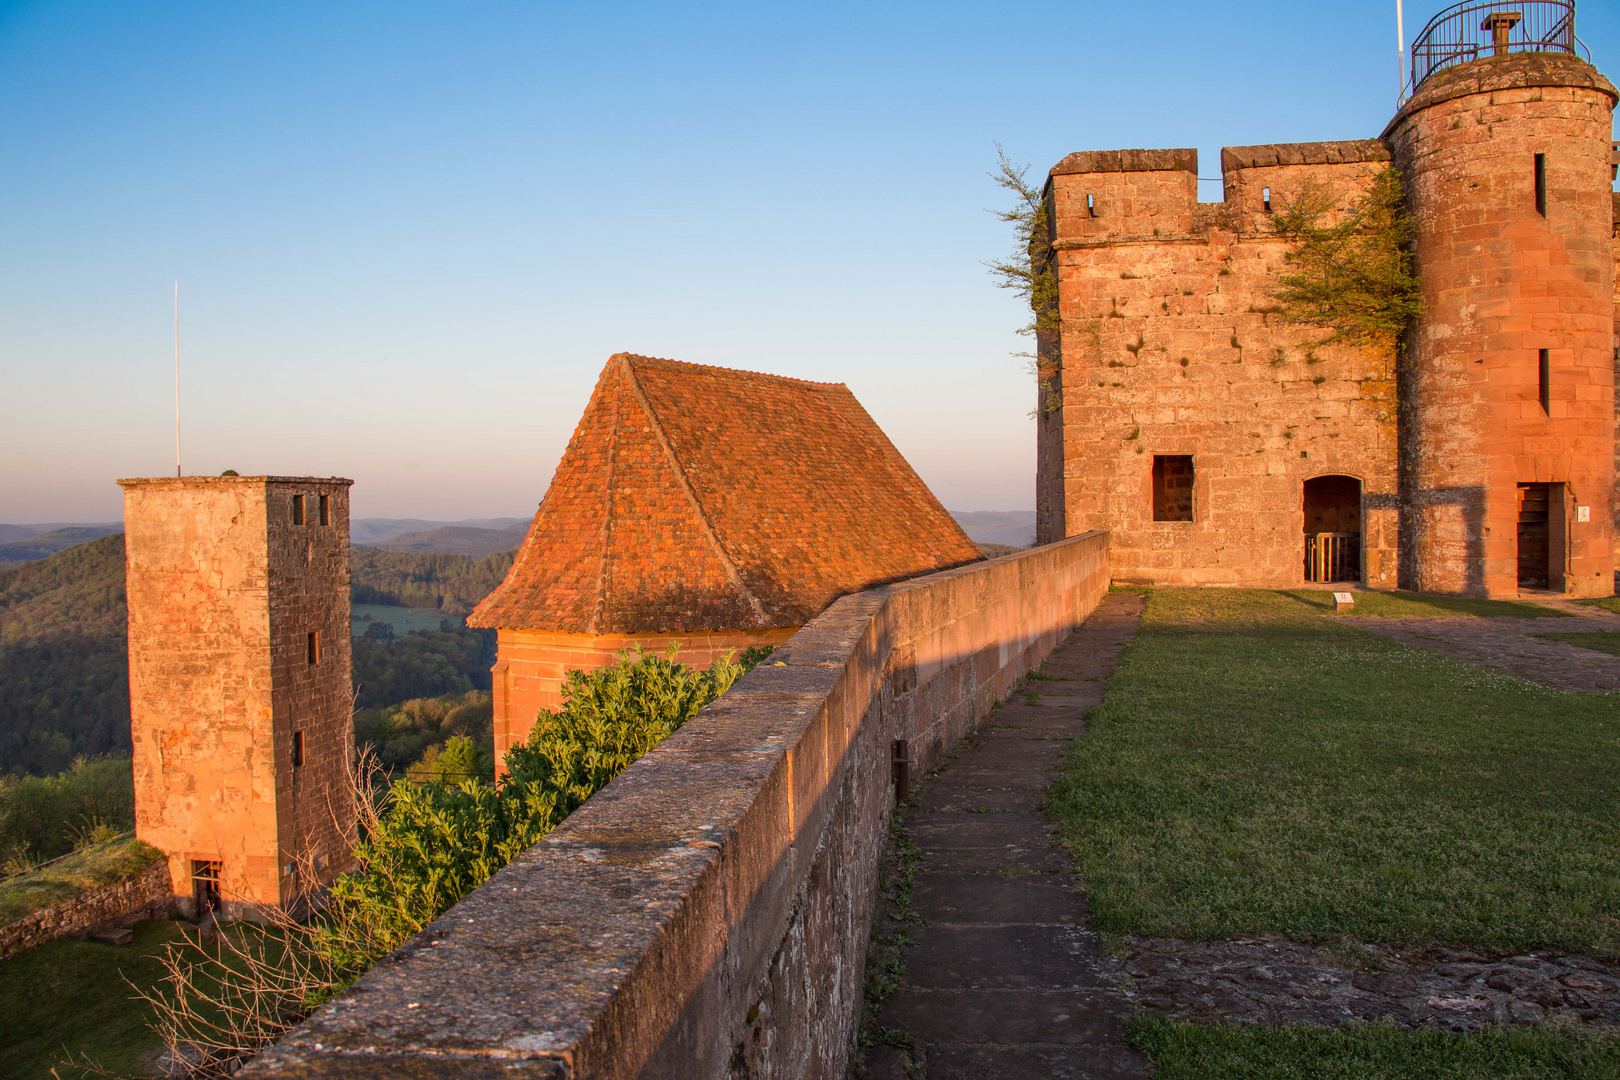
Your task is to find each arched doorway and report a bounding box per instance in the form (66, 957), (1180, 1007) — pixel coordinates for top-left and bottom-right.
(1303, 475), (1361, 583)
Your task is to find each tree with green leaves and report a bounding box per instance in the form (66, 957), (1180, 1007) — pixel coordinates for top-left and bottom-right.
(986, 144), (1061, 415)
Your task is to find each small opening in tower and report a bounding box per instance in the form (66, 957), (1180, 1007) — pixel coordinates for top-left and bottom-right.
(1539, 349), (1550, 414)
(292, 494), (306, 526)
(1086, 193), (1096, 217)
(292, 730), (305, 769)
(191, 859), (221, 915)
(1534, 154), (1546, 216)
(318, 494), (330, 526)
(307, 631), (319, 665)
(1262, 187), (1272, 213)
(1152, 455), (1195, 522)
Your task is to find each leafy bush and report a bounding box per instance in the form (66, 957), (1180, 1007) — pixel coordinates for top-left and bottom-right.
(315, 645), (767, 985)
(0, 755), (135, 869)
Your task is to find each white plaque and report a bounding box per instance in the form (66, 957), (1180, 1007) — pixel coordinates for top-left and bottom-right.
(1577, 506), (1591, 522)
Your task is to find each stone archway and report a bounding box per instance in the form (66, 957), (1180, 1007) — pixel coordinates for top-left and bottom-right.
(1304, 475), (1362, 583)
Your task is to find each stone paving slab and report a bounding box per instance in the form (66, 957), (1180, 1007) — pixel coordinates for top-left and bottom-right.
(860, 591), (1150, 1078)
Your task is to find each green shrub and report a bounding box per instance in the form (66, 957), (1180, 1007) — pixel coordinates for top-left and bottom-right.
(353, 690), (493, 772)
(314, 645), (768, 987)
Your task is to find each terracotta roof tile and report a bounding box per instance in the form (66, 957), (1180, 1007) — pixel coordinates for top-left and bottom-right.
(469, 353), (982, 633)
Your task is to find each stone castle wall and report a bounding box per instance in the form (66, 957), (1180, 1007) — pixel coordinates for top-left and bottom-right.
(492, 626), (798, 773)
(1040, 53), (1618, 597)
(120, 476), (355, 916)
(243, 533), (1112, 1080)
(1040, 143), (1400, 588)
(0, 854), (174, 961)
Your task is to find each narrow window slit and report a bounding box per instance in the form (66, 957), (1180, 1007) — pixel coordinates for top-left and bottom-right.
(307, 631), (319, 665)
(1539, 348), (1550, 414)
(1534, 154), (1546, 216)
(1262, 187), (1272, 213)
(1086, 193), (1096, 217)
(318, 494), (330, 526)
(291, 494), (305, 526)
(292, 731), (305, 769)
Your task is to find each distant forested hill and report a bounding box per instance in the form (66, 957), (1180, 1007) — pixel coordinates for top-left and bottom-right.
(366, 521), (528, 558)
(0, 534), (130, 774)
(350, 548), (516, 615)
(0, 537), (511, 776)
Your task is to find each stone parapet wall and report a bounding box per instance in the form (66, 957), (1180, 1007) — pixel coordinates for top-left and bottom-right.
(243, 531), (1111, 1080)
(0, 856), (174, 961)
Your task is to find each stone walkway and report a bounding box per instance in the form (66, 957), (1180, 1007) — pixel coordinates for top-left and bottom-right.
(1350, 601), (1620, 691)
(864, 591), (1147, 1080)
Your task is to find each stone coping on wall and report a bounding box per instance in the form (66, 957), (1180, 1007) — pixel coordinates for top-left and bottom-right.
(1220, 139), (1390, 172)
(1384, 52), (1618, 139)
(116, 476), (355, 487)
(1050, 147), (1197, 176)
(242, 531), (1111, 1080)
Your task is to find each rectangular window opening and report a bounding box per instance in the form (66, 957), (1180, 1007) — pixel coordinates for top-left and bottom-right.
(318, 493), (330, 526)
(191, 859), (221, 914)
(307, 631), (319, 666)
(1262, 186), (1272, 213)
(291, 730), (305, 769)
(1534, 153), (1546, 216)
(1539, 349), (1550, 414)
(1086, 193), (1096, 217)
(291, 494), (306, 526)
(1152, 455), (1195, 522)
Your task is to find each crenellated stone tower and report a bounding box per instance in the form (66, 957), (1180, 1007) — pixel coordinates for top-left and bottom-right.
(1036, 2), (1617, 598)
(119, 475), (356, 919)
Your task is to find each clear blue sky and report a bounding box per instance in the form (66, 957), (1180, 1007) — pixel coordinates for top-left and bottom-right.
(3, 0), (1615, 523)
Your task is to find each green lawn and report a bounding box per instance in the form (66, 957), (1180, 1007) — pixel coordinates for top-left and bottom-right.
(1579, 598), (1620, 616)
(0, 835), (163, 926)
(0, 919), (179, 1079)
(1049, 589), (1620, 955)
(1533, 631), (1620, 657)
(1127, 1018), (1620, 1080)
(1283, 590), (1570, 619)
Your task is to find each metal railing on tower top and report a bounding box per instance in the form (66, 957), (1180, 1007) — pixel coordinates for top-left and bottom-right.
(1409, 0), (1589, 96)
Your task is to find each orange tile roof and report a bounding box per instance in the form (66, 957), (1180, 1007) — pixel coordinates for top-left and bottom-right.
(469, 353), (983, 634)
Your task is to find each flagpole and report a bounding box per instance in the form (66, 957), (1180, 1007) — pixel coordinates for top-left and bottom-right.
(1397, 0), (1407, 105)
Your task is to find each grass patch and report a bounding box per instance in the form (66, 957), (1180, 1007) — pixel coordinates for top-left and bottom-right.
(1534, 632), (1620, 657)
(0, 835), (162, 926)
(1282, 590), (1570, 619)
(1579, 598), (1620, 615)
(1127, 1017), (1620, 1079)
(0, 919), (178, 1078)
(1049, 589), (1620, 955)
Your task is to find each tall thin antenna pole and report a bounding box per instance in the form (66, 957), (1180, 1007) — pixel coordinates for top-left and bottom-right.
(174, 282), (182, 477)
(1397, 0), (1407, 104)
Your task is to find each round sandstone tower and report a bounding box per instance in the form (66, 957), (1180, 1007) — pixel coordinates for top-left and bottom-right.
(1384, 51), (1617, 597)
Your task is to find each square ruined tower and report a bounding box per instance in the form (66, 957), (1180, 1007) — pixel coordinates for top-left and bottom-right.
(119, 475), (357, 918)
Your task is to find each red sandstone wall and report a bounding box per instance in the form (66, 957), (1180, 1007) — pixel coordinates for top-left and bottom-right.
(492, 627), (798, 771)
(122, 477), (355, 916)
(246, 533), (1112, 1080)
(1386, 55), (1617, 597)
(1042, 143), (1400, 587)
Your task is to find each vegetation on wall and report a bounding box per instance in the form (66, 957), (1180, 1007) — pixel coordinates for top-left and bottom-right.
(987, 144), (1062, 416)
(1269, 167), (1424, 350)
(147, 646), (770, 1074)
